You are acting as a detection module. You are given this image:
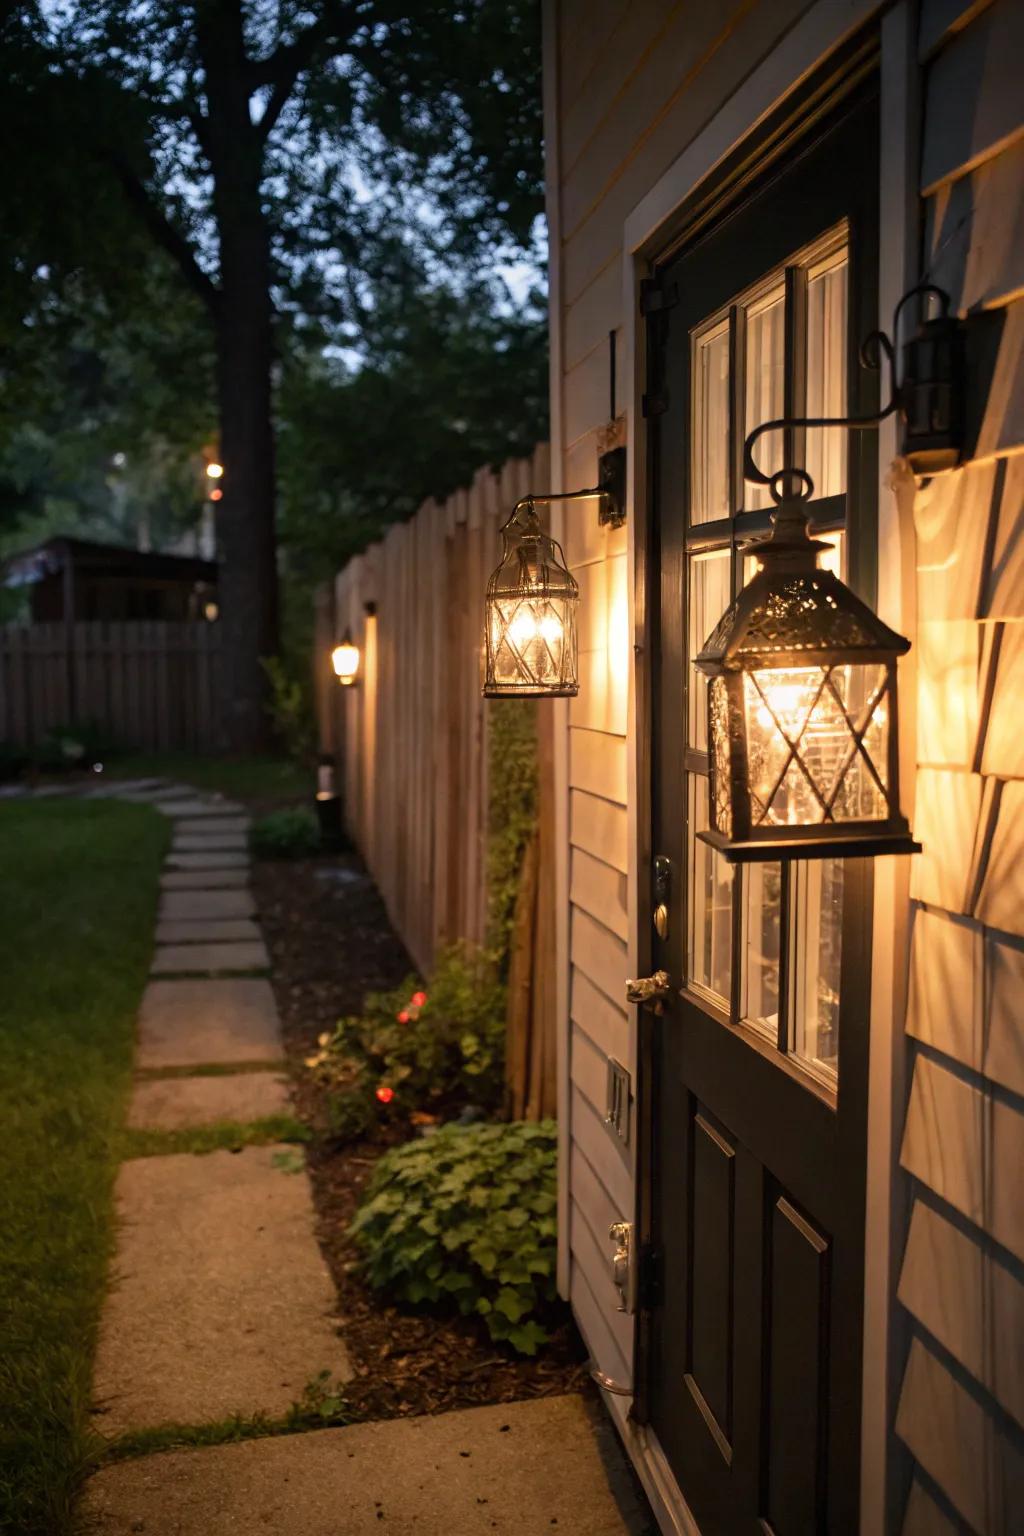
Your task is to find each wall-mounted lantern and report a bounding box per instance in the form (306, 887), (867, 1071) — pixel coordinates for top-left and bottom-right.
(332, 630), (360, 687)
(694, 285), (962, 863)
(482, 447), (625, 699)
(696, 481), (918, 862)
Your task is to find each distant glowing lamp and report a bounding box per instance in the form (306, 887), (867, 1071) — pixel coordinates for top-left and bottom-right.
(331, 630), (359, 686)
(206, 461), (224, 479)
(209, 487), (223, 502)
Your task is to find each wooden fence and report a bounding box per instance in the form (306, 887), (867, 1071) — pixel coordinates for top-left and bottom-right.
(0, 621), (223, 751)
(317, 445), (558, 1119)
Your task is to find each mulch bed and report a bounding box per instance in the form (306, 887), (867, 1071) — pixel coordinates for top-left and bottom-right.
(252, 848), (591, 1423)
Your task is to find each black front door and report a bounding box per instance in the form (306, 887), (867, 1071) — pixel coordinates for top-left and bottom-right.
(643, 86), (879, 1536)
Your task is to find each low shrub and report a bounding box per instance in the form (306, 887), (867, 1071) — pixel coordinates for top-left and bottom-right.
(307, 945), (506, 1130)
(32, 721), (115, 772)
(250, 805), (320, 859)
(350, 1120), (557, 1355)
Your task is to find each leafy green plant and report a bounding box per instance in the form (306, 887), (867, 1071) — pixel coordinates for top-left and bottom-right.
(250, 805), (320, 859)
(350, 1120), (557, 1355)
(32, 720), (116, 772)
(485, 699), (537, 963)
(309, 945), (507, 1130)
(261, 654), (316, 767)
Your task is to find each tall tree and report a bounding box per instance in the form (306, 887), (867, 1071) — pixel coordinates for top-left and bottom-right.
(3, 1), (542, 747)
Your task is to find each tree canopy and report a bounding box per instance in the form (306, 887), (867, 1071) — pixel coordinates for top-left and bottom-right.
(0, 1), (547, 742)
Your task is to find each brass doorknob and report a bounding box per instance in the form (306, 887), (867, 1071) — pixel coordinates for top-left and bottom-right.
(625, 970), (672, 1013)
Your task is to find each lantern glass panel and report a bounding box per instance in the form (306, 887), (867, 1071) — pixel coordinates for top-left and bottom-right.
(740, 660), (891, 829)
(487, 594), (577, 694)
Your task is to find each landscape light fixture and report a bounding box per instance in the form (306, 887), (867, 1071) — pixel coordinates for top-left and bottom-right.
(482, 448), (625, 698)
(694, 285), (959, 863)
(206, 461), (224, 479)
(331, 630), (359, 686)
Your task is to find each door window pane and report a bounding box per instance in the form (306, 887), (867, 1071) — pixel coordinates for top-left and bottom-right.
(744, 283), (786, 509)
(805, 249), (848, 500)
(691, 317), (731, 524)
(687, 775), (732, 1004)
(789, 860), (843, 1080)
(688, 551), (731, 750)
(740, 862), (782, 1036)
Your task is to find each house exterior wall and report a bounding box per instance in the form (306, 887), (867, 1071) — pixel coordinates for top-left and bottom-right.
(547, 0), (816, 1412)
(894, 2), (1024, 1530)
(545, 0), (1023, 1530)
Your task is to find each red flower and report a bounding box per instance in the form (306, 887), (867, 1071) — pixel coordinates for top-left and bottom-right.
(411, 991), (427, 1008)
(375, 1085), (395, 1105)
(397, 1010), (410, 1023)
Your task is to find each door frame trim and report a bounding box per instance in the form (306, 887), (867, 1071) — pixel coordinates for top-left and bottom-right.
(615, 2), (916, 1531)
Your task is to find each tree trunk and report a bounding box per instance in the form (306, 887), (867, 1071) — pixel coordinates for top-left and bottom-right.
(200, 1), (279, 752)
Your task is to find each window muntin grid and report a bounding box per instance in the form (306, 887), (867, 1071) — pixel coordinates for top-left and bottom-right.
(684, 225), (850, 1089)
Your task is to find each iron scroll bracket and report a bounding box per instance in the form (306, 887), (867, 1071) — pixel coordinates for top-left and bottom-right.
(743, 283), (958, 501)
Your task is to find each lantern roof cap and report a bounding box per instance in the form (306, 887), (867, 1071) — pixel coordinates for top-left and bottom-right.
(696, 495), (910, 671)
(485, 497), (579, 602)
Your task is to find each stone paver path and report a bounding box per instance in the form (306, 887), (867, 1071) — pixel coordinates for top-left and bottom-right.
(127, 1072), (290, 1128)
(85, 1396), (648, 1535)
(138, 978), (282, 1066)
(93, 1146), (347, 1434)
(13, 775), (644, 1533)
(151, 937), (270, 974)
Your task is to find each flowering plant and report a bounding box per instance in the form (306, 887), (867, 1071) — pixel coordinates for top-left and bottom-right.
(305, 945), (506, 1136)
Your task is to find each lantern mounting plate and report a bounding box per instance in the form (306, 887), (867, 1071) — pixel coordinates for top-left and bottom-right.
(698, 827), (921, 864)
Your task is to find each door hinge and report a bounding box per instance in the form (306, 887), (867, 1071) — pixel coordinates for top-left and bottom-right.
(637, 1242), (664, 1311)
(641, 391), (669, 418)
(639, 277), (679, 317)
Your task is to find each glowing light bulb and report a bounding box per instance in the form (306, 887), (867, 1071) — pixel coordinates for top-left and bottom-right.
(509, 607), (539, 649)
(206, 461), (224, 479)
(332, 638), (359, 685)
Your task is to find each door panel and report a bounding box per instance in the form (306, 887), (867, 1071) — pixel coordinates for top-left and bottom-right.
(644, 84), (879, 1536)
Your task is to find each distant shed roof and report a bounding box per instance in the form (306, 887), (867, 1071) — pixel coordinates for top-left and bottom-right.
(2, 536), (217, 590)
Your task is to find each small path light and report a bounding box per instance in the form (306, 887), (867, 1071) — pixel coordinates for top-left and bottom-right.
(205, 460), (224, 479)
(331, 630), (359, 687)
(695, 285), (960, 863)
(483, 448), (625, 699)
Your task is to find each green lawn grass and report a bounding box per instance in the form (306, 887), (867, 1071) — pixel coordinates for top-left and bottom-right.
(0, 800), (168, 1535)
(107, 751), (309, 804)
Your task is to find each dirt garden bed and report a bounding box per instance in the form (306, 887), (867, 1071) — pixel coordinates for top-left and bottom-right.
(252, 850), (591, 1423)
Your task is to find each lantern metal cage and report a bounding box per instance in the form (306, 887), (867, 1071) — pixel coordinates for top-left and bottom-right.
(484, 497), (579, 698)
(696, 477), (920, 863)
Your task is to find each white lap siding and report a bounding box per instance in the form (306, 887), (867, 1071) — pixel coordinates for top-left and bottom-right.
(547, 0), (814, 1403)
(896, 4), (1024, 1530)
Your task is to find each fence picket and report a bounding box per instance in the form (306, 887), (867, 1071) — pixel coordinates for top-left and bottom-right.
(0, 621), (223, 751)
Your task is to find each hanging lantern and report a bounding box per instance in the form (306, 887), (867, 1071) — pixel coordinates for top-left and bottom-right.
(331, 630), (359, 686)
(696, 484), (919, 863)
(483, 498), (579, 698)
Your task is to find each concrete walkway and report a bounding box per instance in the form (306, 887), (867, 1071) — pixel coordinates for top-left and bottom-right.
(13, 776), (647, 1533)
(87, 779), (351, 1444)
